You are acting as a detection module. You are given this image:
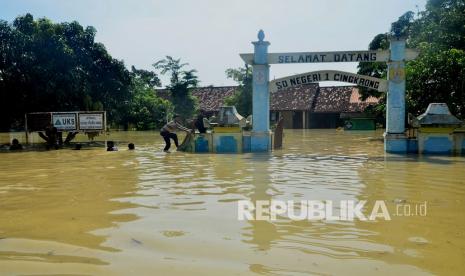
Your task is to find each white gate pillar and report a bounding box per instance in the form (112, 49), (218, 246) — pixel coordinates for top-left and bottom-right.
(251, 30), (272, 152)
(384, 37), (408, 153)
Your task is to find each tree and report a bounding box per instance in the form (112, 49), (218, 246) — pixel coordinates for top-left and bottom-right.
(358, 2), (465, 120)
(224, 65), (252, 116)
(407, 0), (465, 117)
(406, 44), (465, 117)
(411, 0), (465, 50)
(125, 67), (173, 130)
(356, 33), (389, 100)
(153, 56), (198, 119)
(0, 14), (133, 130)
(390, 11), (415, 38)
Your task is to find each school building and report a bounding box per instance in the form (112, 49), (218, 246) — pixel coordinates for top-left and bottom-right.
(156, 84), (379, 129)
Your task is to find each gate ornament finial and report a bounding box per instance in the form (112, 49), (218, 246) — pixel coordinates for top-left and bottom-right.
(258, 30), (265, 42)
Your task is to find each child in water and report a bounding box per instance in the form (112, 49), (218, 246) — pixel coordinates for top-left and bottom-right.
(9, 139), (23, 150)
(107, 141), (118, 151)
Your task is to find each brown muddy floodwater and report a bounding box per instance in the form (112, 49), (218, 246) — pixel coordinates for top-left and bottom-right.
(0, 130), (464, 275)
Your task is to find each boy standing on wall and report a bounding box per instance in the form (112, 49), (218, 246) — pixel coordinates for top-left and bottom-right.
(160, 115), (192, 152)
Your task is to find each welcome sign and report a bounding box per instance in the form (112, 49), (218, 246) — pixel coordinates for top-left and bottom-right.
(240, 49), (419, 64)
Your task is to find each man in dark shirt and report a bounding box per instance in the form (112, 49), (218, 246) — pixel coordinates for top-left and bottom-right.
(194, 112), (207, 134)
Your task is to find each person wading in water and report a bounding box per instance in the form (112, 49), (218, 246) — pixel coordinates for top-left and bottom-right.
(160, 115), (192, 152)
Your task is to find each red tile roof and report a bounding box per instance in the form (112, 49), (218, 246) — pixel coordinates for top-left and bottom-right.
(349, 88), (378, 104)
(156, 85), (379, 114)
(347, 88), (379, 112)
(191, 86), (237, 112)
(270, 84), (319, 111)
(314, 86), (379, 113)
(156, 87), (238, 112)
(313, 86), (352, 113)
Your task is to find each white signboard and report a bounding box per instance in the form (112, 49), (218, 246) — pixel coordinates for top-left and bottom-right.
(240, 49), (419, 64)
(52, 113), (77, 130)
(269, 70), (388, 93)
(79, 113), (104, 130)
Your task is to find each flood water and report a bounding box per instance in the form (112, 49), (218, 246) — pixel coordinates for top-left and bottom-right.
(0, 130), (464, 275)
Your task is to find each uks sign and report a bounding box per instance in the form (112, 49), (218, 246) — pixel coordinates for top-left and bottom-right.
(52, 113), (77, 130)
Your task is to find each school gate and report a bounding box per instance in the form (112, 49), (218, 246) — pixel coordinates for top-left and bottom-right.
(240, 30), (419, 153)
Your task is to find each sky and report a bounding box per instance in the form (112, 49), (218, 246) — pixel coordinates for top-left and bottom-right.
(1, 0), (427, 87)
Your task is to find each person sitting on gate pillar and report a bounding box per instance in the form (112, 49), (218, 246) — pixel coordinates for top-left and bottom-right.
(160, 114), (192, 152)
(194, 110), (210, 134)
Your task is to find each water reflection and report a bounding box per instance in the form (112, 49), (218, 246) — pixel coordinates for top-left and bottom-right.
(356, 157), (465, 274)
(0, 149), (140, 272)
(242, 154), (279, 251)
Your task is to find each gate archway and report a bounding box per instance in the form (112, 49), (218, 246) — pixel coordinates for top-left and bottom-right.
(240, 30), (418, 153)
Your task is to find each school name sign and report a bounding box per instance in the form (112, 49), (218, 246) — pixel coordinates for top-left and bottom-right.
(240, 49), (419, 64)
(269, 70), (388, 93)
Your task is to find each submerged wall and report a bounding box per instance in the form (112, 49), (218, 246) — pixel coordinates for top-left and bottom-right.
(410, 129), (464, 155)
(184, 131), (270, 154)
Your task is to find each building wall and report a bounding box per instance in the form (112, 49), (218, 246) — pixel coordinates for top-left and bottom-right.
(271, 111), (351, 129)
(292, 111), (303, 129)
(271, 110), (309, 129)
(308, 113), (342, 129)
(280, 111), (294, 129)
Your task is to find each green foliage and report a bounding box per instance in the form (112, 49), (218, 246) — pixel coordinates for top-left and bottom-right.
(390, 11), (415, 38)
(153, 56), (198, 119)
(356, 33), (389, 101)
(125, 67), (173, 130)
(0, 14), (132, 130)
(412, 0), (465, 49)
(0, 14), (178, 130)
(358, 0), (465, 119)
(406, 44), (465, 117)
(224, 65), (252, 116)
